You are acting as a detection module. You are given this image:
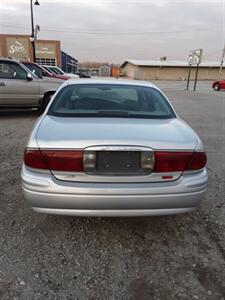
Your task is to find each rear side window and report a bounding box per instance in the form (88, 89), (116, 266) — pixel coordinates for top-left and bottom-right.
(0, 62), (27, 80)
(48, 84), (175, 119)
(50, 67), (64, 75)
(23, 63), (42, 78)
(43, 66), (54, 74)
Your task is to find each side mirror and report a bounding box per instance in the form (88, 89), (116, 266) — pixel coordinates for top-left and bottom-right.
(27, 73), (33, 81)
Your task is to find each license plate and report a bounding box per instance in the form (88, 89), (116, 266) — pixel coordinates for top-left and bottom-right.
(96, 151), (141, 174)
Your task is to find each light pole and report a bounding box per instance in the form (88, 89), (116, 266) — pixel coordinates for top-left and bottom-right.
(219, 45), (225, 80)
(30, 0), (40, 62)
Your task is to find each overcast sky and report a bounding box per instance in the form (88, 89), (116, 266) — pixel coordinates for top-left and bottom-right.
(0, 0), (224, 63)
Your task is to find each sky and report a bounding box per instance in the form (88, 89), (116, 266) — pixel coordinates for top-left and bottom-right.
(0, 0), (224, 63)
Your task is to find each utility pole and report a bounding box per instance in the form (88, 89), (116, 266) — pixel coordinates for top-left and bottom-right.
(219, 45), (225, 80)
(30, 0), (40, 62)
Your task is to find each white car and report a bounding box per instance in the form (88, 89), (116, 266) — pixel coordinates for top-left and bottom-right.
(42, 65), (79, 79)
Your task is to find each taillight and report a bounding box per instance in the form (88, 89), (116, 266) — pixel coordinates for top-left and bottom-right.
(24, 148), (47, 169)
(24, 148), (207, 173)
(154, 151), (206, 172)
(186, 151), (207, 171)
(24, 148), (84, 172)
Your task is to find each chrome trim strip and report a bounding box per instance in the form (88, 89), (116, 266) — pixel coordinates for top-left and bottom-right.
(84, 145), (154, 151)
(51, 171), (182, 183)
(26, 147), (204, 153)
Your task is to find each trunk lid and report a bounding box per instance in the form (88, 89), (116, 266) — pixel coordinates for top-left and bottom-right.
(36, 116), (197, 183)
(37, 116), (197, 150)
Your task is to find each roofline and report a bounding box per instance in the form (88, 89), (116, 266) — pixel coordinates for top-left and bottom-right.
(0, 33), (60, 43)
(121, 60), (220, 68)
(120, 61), (130, 68)
(65, 78), (159, 89)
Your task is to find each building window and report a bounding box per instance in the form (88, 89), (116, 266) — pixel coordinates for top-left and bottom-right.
(35, 58), (56, 66)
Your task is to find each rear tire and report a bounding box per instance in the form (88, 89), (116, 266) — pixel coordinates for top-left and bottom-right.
(213, 83), (220, 91)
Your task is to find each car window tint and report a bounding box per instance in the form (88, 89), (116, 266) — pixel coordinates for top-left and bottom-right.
(0, 62), (27, 80)
(51, 67), (63, 75)
(41, 69), (49, 77)
(47, 67), (58, 75)
(49, 84), (175, 119)
(74, 87), (138, 102)
(24, 63), (42, 78)
(0, 63), (11, 78)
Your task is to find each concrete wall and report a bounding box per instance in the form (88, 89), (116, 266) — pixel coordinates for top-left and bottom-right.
(122, 63), (225, 81)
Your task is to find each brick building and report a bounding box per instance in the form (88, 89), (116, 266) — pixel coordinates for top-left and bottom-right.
(0, 33), (61, 66)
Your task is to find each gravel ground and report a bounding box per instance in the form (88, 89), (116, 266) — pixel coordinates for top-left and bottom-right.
(0, 82), (225, 299)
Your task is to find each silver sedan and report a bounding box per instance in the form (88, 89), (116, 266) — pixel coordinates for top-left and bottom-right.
(21, 79), (208, 216)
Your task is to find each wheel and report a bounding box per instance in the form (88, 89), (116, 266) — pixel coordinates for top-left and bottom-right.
(213, 83), (220, 91)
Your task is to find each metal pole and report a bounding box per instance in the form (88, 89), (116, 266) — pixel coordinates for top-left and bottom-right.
(30, 0), (36, 62)
(193, 63), (199, 91)
(219, 45), (225, 80)
(186, 64), (191, 90)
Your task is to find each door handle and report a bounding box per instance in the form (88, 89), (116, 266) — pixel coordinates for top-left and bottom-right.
(0, 82), (6, 86)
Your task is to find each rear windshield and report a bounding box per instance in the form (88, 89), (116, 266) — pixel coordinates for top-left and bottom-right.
(48, 84), (176, 119)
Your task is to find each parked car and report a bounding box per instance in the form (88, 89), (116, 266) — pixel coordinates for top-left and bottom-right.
(41, 65), (79, 79)
(0, 58), (64, 110)
(76, 72), (91, 78)
(22, 61), (70, 81)
(212, 80), (225, 91)
(21, 79), (208, 217)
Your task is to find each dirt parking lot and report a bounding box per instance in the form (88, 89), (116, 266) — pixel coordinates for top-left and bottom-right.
(0, 81), (225, 300)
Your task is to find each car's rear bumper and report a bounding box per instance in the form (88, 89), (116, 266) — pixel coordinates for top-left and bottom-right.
(21, 165), (208, 217)
(32, 207), (195, 217)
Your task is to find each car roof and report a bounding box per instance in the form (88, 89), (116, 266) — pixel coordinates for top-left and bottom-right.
(0, 58), (21, 63)
(64, 78), (158, 89)
(0, 58), (37, 67)
(21, 61), (37, 65)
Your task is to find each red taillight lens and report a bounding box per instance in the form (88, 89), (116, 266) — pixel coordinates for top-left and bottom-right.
(154, 151), (206, 172)
(24, 148), (47, 169)
(186, 151), (207, 171)
(24, 148), (84, 172)
(41, 150), (84, 172)
(154, 152), (192, 172)
(24, 148), (207, 173)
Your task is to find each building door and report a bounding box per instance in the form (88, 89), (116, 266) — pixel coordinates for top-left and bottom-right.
(36, 43), (57, 66)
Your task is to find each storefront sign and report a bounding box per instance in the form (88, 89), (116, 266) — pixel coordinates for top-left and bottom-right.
(36, 43), (56, 59)
(6, 37), (29, 59)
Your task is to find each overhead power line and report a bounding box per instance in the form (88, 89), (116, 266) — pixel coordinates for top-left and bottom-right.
(0, 23), (222, 36)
